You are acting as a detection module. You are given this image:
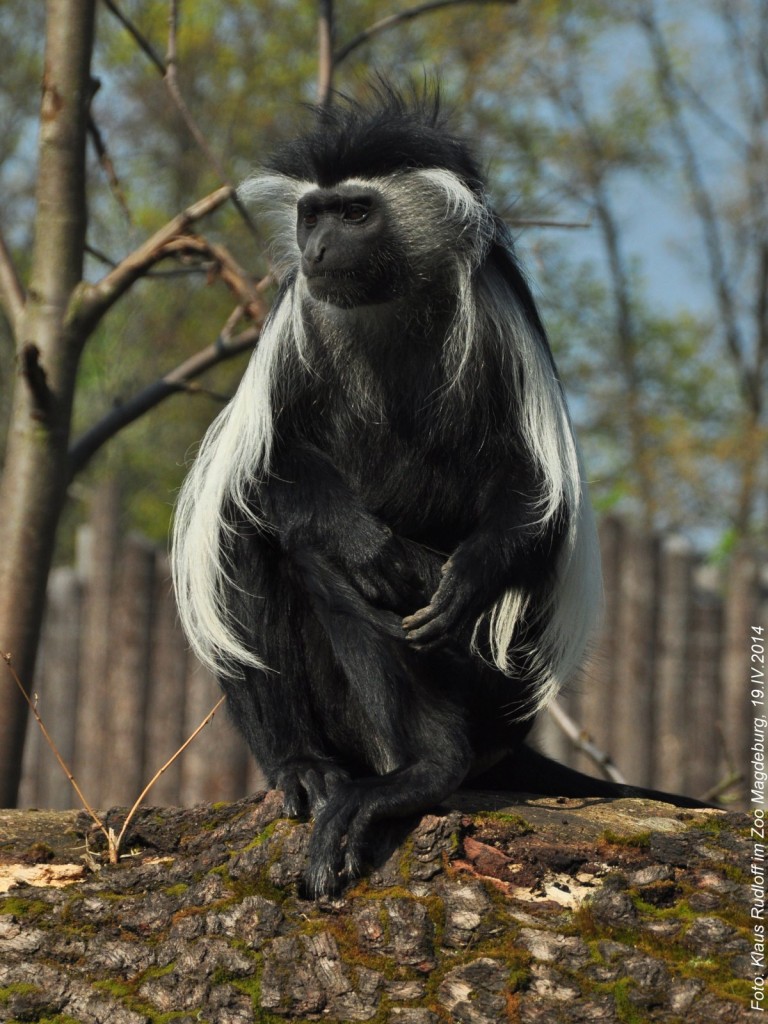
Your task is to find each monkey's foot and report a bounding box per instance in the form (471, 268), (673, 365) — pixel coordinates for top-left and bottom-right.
(303, 782), (374, 897)
(273, 760), (351, 819)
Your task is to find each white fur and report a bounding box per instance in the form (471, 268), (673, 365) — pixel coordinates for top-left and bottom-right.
(172, 166), (602, 712)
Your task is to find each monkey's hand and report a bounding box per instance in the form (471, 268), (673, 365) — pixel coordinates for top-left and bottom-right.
(402, 552), (493, 648)
(339, 524), (425, 613)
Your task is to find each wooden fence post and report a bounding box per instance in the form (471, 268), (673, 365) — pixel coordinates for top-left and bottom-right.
(100, 533), (156, 807)
(611, 524), (660, 788)
(145, 554), (189, 806)
(572, 515), (625, 778)
(654, 535), (694, 792)
(179, 661), (250, 805)
(74, 480), (121, 806)
(688, 567), (723, 798)
(721, 546), (760, 791)
(19, 567), (83, 809)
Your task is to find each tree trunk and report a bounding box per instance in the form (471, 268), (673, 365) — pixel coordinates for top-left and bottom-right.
(0, 0), (95, 806)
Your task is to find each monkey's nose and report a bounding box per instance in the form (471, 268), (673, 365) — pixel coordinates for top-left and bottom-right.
(313, 245), (326, 263)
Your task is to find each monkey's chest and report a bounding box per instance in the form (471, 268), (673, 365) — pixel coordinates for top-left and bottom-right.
(325, 419), (481, 545)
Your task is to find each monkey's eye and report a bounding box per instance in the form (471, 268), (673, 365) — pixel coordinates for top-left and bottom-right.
(302, 211), (319, 228)
(344, 203), (370, 223)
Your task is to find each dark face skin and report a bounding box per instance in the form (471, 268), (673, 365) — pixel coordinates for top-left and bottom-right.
(297, 185), (408, 306)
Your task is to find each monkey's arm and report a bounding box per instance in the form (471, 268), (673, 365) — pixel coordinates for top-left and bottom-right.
(260, 441), (424, 612)
(403, 472), (565, 646)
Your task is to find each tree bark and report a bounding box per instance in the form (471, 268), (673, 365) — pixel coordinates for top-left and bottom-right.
(0, 795), (744, 1024)
(0, 0), (95, 806)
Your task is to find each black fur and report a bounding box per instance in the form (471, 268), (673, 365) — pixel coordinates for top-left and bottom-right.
(176, 88), (708, 898)
(268, 82), (485, 191)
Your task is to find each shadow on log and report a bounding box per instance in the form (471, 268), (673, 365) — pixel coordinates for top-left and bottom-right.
(0, 793), (750, 1022)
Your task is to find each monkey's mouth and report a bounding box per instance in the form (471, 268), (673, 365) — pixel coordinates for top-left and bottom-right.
(304, 268), (361, 282)
(303, 268), (382, 307)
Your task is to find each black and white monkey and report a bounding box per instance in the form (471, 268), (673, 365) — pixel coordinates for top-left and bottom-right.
(172, 86), (698, 897)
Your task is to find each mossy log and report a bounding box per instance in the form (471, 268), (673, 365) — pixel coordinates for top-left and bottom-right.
(0, 792), (751, 1023)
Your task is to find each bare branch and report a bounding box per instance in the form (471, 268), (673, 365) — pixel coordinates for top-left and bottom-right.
(69, 197), (271, 476)
(163, 0), (259, 237)
(85, 242), (217, 279)
(674, 73), (749, 154)
(165, 0), (229, 186)
(101, 0), (166, 75)
(0, 227), (25, 336)
(88, 113), (132, 224)
(103, 0), (259, 239)
(509, 218), (591, 231)
(334, 0), (519, 66)
(637, 3), (755, 412)
(548, 700), (628, 785)
(157, 235), (268, 315)
(68, 319), (265, 477)
(68, 185), (235, 337)
(317, 0), (335, 106)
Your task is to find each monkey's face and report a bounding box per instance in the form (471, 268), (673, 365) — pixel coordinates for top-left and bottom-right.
(296, 185), (409, 307)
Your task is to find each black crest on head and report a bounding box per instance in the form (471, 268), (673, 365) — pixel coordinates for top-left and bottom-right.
(267, 81), (486, 191)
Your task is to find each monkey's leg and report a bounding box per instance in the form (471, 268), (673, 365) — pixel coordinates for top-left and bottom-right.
(220, 669), (351, 818)
(296, 552), (472, 896)
(225, 541), (352, 818)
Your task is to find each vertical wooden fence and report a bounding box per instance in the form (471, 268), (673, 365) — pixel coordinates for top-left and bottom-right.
(17, 494), (765, 810)
(537, 516), (766, 804)
(18, 483), (262, 811)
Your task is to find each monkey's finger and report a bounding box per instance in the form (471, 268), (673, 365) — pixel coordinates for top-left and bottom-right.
(402, 604), (453, 645)
(402, 572), (459, 627)
(401, 604), (434, 631)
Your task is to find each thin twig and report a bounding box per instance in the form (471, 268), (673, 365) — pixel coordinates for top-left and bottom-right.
(102, 0), (259, 239)
(637, 4), (755, 411)
(165, 0), (229, 185)
(2, 652), (110, 847)
(164, 0), (259, 237)
(85, 242), (218, 278)
(4, 648), (230, 864)
(101, 0), (166, 75)
(179, 381), (233, 403)
(701, 770), (741, 805)
(317, 0), (336, 106)
(113, 695), (226, 862)
(548, 700), (627, 785)
(509, 218), (591, 230)
(88, 114), (133, 224)
(334, 0), (519, 65)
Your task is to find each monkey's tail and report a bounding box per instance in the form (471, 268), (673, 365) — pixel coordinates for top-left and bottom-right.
(468, 744), (715, 810)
